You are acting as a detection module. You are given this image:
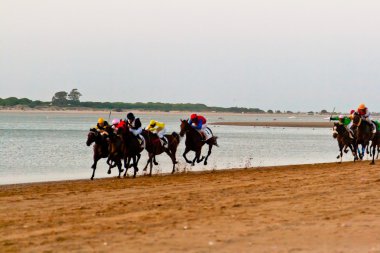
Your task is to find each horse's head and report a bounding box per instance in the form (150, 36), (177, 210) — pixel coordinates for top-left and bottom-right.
(179, 119), (190, 137)
(332, 122), (346, 139)
(86, 128), (98, 146)
(352, 113), (362, 127)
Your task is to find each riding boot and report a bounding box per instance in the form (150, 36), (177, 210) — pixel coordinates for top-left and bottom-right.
(160, 137), (168, 147)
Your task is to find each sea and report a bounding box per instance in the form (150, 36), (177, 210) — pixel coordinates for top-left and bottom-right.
(0, 111), (359, 185)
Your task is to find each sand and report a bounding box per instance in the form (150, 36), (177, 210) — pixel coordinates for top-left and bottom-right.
(1, 162), (380, 252)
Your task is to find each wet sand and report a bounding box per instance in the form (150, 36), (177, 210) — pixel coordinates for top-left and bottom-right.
(211, 121), (333, 128)
(1, 162), (380, 252)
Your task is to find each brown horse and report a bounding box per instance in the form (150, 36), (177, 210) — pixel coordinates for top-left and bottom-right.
(179, 119), (218, 166)
(332, 122), (358, 162)
(370, 132), (380, 165)
(120, 126), (145, 178)
(140, 129), (180, 176)
(86, 128), (109, 180)
(352, 113), (372, 160)
(106, 132), (125, 178)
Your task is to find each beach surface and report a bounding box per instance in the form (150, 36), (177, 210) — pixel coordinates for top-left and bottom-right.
(1, 162), (380, 252)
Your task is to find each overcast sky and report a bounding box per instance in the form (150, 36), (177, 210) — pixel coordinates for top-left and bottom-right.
(1, 0), (380, 112)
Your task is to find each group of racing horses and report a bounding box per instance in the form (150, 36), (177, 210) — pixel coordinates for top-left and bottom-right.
(333, 113), (380, 164)
(86, 119), (219, 180)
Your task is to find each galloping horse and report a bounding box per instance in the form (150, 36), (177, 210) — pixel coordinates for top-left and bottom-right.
(370, 132), (380, 165)
(141, 130), (180, 175)
(120, 126), (144, 178)
(352, 113), (372, 160)
(86, 128), (109, 180)
(332, 122), (358, 162)
(106, 132), (125, 178)
(179, 119), (218, 166)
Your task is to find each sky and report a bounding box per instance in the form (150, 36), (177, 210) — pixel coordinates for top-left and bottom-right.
(1, 0), (380, 112)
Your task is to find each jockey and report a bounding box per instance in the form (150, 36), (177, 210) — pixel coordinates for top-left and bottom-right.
(125, 112), (143, 142)
(95, 117), (110, 135)
(146, 120), (168, 146)
(188, 113), (208, 140)
(356, 103), (376, 137)
(330, 114), (354, 138)
(112, 118), (127, 134)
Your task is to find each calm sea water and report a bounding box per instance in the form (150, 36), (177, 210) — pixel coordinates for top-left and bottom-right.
(0, 111), (349, 185)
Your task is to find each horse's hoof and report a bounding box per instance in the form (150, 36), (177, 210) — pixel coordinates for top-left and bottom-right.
(370, 162), (375, 165)
(154, 162), (159, 165)
(204, 161), (208, 165)
(174, 161), (179, 164)
(107, 170), (111, 174)
(120, 169), (124, 173)
(90, 177), (94, 180)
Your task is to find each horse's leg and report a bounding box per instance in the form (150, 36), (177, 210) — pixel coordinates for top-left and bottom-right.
(123, 157), (131, 177)
(91, 156), (100, 180)
(149, 154), (154, 176)
(349, 144), (358, 161)
(143, 155), (151, 172)
(117, 160), (122, 178)
(370, 143), (376, 165)
(132, 156), (138, 178)
(153, 156), (159, 165)
(203, 144), (213, 165)
(183, 147), (193, 164)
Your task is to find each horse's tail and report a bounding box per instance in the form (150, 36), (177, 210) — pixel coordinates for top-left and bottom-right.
(172, 131), (180, 144)
(212, 136), (219, 147)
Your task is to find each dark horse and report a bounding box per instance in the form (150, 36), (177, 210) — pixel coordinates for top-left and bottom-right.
(141, 130), (180, 176)
(332, 122), (358, 162)
(352, 113), (372, 160)
(179, 119), (218, 166)
(107, 126), (145, 178)
(120, 127), (144, 178)
(370, 131), (380, 165)
(86, 128), (109, 180)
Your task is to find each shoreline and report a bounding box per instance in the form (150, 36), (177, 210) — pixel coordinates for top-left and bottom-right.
(1, 161), (380, 252)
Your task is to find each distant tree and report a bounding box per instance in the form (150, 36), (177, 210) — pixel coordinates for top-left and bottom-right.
(275, 110), (282, 114)
(320, 109), (328, 114)
(52, 91), (68, 106)
(267, 109), (273, 114)
(68, 89), (82, 105)
(286, 110), (294, 114)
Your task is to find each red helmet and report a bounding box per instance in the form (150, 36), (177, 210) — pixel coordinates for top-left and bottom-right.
(190, 114), (197, 120)
(350, 109), (355, 114)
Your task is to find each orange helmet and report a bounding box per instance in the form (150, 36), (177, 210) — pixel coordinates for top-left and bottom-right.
(190, 114), (197, 120)
(358, 103), (366, 110)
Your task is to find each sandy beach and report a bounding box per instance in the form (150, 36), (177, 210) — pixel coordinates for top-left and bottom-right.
(1, 162), (380, 252)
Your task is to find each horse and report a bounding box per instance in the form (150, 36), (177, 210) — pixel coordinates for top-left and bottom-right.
(106, 131), (125, 178)
(119, 126), (145, 178)
(332, 122), (358, 162)
(351, 113), (372, 160)
(179, 119), (218, 166)
(370, 132), (380, 165)
(140, 129), (180, 176)
(86, 128), (109, 180)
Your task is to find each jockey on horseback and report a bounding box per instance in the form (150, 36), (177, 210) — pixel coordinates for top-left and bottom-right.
(188, 114), (211, 140)
(330, 114), (354, 139)
(356, 103), (376, 138)
(126, 112), (144, 144)
(146, 120), (168, 147)
(95, 118), (110, 135)
(112, 118), (127, 135)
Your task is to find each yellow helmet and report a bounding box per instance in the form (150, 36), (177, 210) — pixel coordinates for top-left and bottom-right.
(98, 118), (105, 124)
(149, 120), (157, 126)
(358, 103), (366, 110)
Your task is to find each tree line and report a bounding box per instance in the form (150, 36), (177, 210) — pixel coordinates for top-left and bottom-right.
(0, 89), (337, 114)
